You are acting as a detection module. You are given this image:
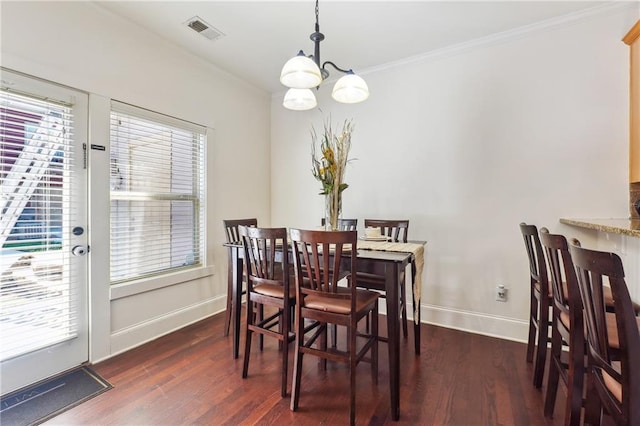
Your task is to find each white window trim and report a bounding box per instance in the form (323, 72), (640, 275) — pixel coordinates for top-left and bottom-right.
(108, 100), (211, 297)
(109, 265), (215, 300)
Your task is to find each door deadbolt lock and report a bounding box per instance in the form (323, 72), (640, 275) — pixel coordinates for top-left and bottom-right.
(72, 245), (89, 256)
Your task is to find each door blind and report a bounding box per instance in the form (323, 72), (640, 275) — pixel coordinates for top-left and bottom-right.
(109, 102), (206, 284)
(0, 89), (77, 361)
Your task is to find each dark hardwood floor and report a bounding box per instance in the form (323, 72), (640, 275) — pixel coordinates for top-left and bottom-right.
(47, 312), (565, 425)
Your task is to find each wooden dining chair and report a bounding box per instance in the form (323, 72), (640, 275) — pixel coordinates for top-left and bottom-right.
(223, 218), (257, 337)
(364, 219), (409, 242)
(570, 242), (640, 426)
(357, 219), (411, 340)
(320, 217), (358, 230)
(519, 222), (552, 389)
(289, 229), (379, 425)
(540, 228), (585, 425)
(239, 225), (295, 397)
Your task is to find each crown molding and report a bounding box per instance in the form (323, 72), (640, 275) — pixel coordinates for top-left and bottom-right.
(361, 2), (638, 77)
(272, 2), (637, 101)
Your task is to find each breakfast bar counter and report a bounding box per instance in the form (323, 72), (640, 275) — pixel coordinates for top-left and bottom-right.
(559, 218), (640, 238)
(560, 217), (640, 303)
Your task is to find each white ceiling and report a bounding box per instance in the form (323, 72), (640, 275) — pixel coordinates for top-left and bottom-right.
(95, 1), (612, 94)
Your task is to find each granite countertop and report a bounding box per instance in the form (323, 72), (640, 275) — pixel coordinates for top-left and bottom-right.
(560, 218), (640, 238)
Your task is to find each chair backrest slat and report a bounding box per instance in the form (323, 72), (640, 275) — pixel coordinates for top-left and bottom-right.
(320, 218), (358, 231)
(364, 219), (409, 242)
(224, 218), (258, 243)
(290, 229), (357, 303)
(519, 223), (548, 292)
(540, 228), (582, 324)
(239, 225), (288, 290)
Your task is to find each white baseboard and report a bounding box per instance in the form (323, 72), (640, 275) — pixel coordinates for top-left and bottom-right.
(106, 296), (227, 360)
(104, 296), (528, 363)
(378, 299), (528, 343)
(416, 303), (528, 343)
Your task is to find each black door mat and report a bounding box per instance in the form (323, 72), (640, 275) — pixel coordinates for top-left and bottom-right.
(0, 366), (112, 425)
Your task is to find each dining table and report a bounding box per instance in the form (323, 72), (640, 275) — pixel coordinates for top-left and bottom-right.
(224, 237), (426, 421)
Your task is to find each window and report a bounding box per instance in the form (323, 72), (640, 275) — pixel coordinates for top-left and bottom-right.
(109, 102), (206, 284)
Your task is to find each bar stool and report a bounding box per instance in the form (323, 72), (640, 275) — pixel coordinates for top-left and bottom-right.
(542, 230), (640, 424)
(239, 225), (295, 397)
(223, 218), (257, 337)
(358, 219), (411, 340)
(519, 222), (552, 388)
(570, 242), (640, 425)
(289, 228), (379, 425)
(540, 228), (585, 425)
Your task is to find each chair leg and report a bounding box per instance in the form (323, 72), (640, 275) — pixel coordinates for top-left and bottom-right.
(224, 258), (233, 337)
(331, 324), (338, 348)
(565, 329), (585, 426)
(533, 299), (549, 389)
(526, 285), (538, 364)
(242, 300), (254, 379)
(277, 308), (283, 351)
(320, 324), (327, 371)
(258, 304), (264, 350)
(583, 368), (602, 426)
(290, 316), (304, 412)
(281, 303), (290, 397)
(349, 317), (357, 426)
(543, 323), (561, 417)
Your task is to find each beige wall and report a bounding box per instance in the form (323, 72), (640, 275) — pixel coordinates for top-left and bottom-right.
(271, 5), (640, 341)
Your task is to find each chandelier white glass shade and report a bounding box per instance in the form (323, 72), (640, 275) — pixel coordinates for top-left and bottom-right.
(280, 0), (369, 110)
(280, 51), (322, 89)
(282, 88), (317, 111)
(332, 71), (369, 104)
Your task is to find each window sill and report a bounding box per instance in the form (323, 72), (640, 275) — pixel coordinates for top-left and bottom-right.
(110, 266), (216, 300)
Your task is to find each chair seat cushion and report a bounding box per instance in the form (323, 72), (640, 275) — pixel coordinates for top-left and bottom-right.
(602, 369), (622, 403)
(603, 285), (640, 313)
(304, 289), (379, 315)
(559, 310), (571, 330)
(606, 313), (640, 349)
(534, 281), (552, 299)
(564, 312), (640, 347)
(254, 283), (295, 299)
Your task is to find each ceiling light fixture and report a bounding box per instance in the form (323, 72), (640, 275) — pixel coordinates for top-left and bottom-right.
(280, 0), (369, 111)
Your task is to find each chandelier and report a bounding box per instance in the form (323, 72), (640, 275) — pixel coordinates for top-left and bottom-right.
(279, 0), (370, 111)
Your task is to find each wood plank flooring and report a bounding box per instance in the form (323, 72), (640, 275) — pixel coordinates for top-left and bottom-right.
(47, 312), (565, 425)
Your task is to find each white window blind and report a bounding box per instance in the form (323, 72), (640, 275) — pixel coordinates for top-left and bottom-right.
(109, 102), (206, 284)
(0, 90), (77, 360)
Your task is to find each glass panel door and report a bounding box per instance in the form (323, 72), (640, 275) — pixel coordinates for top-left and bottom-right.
(0, 70), (88, 395)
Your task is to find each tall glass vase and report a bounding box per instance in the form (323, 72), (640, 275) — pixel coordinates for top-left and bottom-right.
(324, 190), (342, 231)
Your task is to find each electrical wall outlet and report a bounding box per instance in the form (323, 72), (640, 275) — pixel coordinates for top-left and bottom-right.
(496, 285), (508, 302)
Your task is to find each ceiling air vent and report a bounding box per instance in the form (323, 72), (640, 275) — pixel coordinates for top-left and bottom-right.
(185, 16), (225, 41)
